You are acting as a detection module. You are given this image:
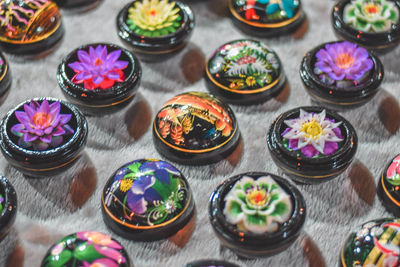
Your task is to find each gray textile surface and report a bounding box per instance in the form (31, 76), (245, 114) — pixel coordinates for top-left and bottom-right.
(0, 0), (399, 266)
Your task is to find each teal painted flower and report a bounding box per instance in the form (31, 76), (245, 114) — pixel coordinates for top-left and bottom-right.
(263, 0), (298, 18)
(223, 175), (293, 234)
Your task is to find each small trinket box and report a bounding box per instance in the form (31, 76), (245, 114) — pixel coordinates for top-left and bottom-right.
(0, 53), (11, 100)
(0, 0), (64, 55)
(0, 176), (17, 240)
(57, 43), (141, 116)
(101, 159), (195, 241)
(54, 0), (100, 10)
(41, 231), (132, 267)
(205, 39), (286, 105)
(300, 41), (384, 109)
(340, 218), (400, 267)
(332, 0), (400, 52)
(378, 154), (400, 216)
(116, 0), (195, 60)
(153, 92), (240, 165)
(0, 98), (88, 177)
(267, 106), (358, 184)
(209, 172), (306, 258)
(184, 259), (240, 267)
(228, 0), (306, 37)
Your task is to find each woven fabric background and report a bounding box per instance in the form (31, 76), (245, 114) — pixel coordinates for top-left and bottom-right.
(0, 0), (399, 266)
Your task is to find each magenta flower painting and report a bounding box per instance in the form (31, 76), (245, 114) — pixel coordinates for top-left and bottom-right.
(313, 41), (373, 87)
(281, 109), (344, 158)
(68, 45), (129, 90)
(10, 100), (74, 151)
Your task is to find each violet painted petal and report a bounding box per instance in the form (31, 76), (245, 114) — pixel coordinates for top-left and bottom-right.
(24, 133), (38, 142)
(332, 127), (343, 138)
(288, 138), (299, 150)
(126, 191), (147, 214)
(89, 46), (96, 61)
(53, 126), (66, 136)
(143, 187), (161, 203)
(107, 49), (122, 63)
(49, 101), (60, 114)
(113, 60), (129, 70)
(99, 45), (108, 62)
(281, 127), (291, 136)
(77, 50), (91, 64)
(107, 71), (120, 80)
(15, 111), (30, 125)
(323, 141), (338, 155)
(62, 124), (74, 135)
(301, 144), (319, 158)
(92, 75), (104, 85)
(93, 245), (126, 264)
(68, 62), (85, 72)
(40, 135), (52, 143)
(58, 114), (72, 124)
(76, 72), (92, 81)
(130, 175), (155, 195)
(328, 71), (345, 81)
(23, 104), (36, 120)
(11, 124), (25, 135)
(44, 126), (53, 135)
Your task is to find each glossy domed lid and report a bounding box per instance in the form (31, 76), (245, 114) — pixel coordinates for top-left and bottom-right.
(341, 218), (400, 267)
(41, 231), (131, 267)
(102, 159), (191, 228)
(153, 92), (238, 153)
(0, 0), (62, 45)
(206, 39), (282, 95)
(229, 0), (302, 27)
(379, 154), (400, 214)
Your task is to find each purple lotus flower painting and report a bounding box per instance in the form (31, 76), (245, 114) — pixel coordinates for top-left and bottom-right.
(68, 45), (129, 90)
(10, 100), (74, 151)
(281, 109), (344, 158)
(314, 41), (373, 87)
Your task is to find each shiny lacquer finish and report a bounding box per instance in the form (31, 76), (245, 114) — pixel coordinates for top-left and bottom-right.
(0, 176), (17, 241)
(57, 43), (141, 116)
(378, 154), (400, 216)
(101, 159), (195, 241)
(0, 98), (88, 177)
(267, 106), (358, 184)
(116, 0), (195, 61)
(209, 172), (306, 258)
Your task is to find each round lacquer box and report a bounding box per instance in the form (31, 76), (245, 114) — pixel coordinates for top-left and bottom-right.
(0, 176), (17, 240)
(184, 259), (240, 267)
(152, 91), (241, 165)
(41, 231), (133, 267)
(57, 43), (141, 116)
(340, 218), (400, 267)
(332, 0), (400, 52)
(267, 106), (358, 184)
(0, 53), (11, 100)
(209, 172), (306, 258)
(205, 39), (286, 105)
(101, 159), (195, 241)
(0, 98), (88, 177)
(378, 154), (400, 216)
(0, 0), (64, 56)
(300, 41), (384, 109)
(54, 0), (100, 10)
(116, 0), (195, 61)
(228, 0), (306, 37)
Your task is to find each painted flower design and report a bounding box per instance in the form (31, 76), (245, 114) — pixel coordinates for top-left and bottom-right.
(209, 40), (280, 91)
(68, 45), (129, 90)
(313, 42), (373, 87)
(281, 109), (344, 158)
(243, 0), (298, 21)
(10, 100), (74, 151)
(0, 57), (3, 73)
(224, 175), (292, 233)
(104, 159), (188, 226)
(126, 0), (182, 37)
(386, 154), (400, 185)
(44, 232), (127, 267)
(344, 0), (399, 33)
